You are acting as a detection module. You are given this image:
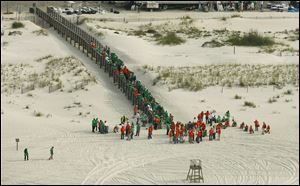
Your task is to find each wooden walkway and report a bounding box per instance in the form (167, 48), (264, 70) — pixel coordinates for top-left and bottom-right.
(33, 5), (168, 125)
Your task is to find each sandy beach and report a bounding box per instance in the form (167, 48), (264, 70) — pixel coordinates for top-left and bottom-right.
(1, 6), (299, 185)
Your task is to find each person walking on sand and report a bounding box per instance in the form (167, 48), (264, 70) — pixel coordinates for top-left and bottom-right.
(92, 118), (97, 132)
(135, 112), (140, 125)
(174, 128), (179, 144)
(262, 122), (266, 130)
(266, 125), (271, 134)
(249, 125), (254, 134)
(135, 122), (141, 136)
(232, 119), (237, 127)
(97, 119), (101, 133)
(121, 125), (125, 140)
(188, 129), (194, 144)
(48, 146), (54, 160)
(244, 125), (249, 132)
(127, 124), (132, 141)
(240, 122), (245, 129)
(205, 110), (210, 124)
(133, 104), (138, 115)
(196, 130), (203, 143)
(141, 113), (148, 127)
(148, 125), (153, 139)
(180, 125), (185, 143)
(113, 125), (119, 133)
(198, 111), (204, 122)
(125, 122), (130, 137)
(24, 148), (29, 161)
(209, 128), (213, 141)
(225, 110), (230, 121)
(217, 127), (221, 141)
(121, 115), (126, 125)
(99, 119), (105, 133)
(131, 122), (136, 140)
(212, 127), (216, 140)
(254, 119), (260, 131)
(169, 129), (173, 143)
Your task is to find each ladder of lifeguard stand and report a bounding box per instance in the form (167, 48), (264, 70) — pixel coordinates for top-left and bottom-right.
(186, 159), (204, 183)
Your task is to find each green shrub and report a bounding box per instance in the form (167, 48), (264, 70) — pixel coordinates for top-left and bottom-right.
(3, 11), (14, 14)
(133, 30), (146, 37)
(288, 35), (299, 41)
(234, 94), (242, 99)
(261, 46), (276, 53)
(161, 70), (170, 79)
(280, 47), (298, 53)
(244, 101), (256, 108)
(36, 55), (53, 62)
(227, 31), (275, 46)
(11, 22), (24, 29)
(146, 29), (157, 34)
(268, 97), (277, 103)
(202, 39), (224, 48)
(27, 93), (33, 97)
(77, 18), (88, 25)
(231, 14), (242, 18)
(38, 79), (50, 88)
(156, 32), (185, 46)
(180, 16), (193, 25)
(32, 29), (48, 36)
(153, 32), (162, 39)
(203, 33), (212, 37)
(144, 64), (299, 92)
(97, 32), (104, 37)
(283, 89), (293, 95)
(239, 77), (247, 87)
(181, 15), (192, 20)
(34, 111), (43, 117)
(153, 75), (161, 86)
(191, 81), (203, 91)
(221, 17), (227, 21)
(99, 18), (108, 22)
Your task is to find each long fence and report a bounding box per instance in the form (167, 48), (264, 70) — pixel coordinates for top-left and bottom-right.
(32, 5), (167, 127)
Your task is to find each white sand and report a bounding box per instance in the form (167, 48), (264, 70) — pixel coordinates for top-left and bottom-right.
(1, 11), (299, 185)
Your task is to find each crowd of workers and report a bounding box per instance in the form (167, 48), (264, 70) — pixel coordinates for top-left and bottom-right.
(90, 43), (271, 143)
(91, 117), (109, 134)
(239, 119), (271, 135)
(91, 107), (271, 144)
(93, 44), (173, 132)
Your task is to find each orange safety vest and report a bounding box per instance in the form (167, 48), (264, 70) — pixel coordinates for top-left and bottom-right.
(91, 42), (96, 48)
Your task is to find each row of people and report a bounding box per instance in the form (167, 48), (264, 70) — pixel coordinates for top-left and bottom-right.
(91, 108), (270, 143)
(239, 120), (271, 134)
(119, 122), (153, 140)
(99, 45), (172, 131)
(91, 117), (109, 134)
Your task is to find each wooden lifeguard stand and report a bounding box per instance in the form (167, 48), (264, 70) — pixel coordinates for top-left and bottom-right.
(186, 159), (204, 183)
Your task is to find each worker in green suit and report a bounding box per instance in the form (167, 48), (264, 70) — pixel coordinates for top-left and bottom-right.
(24, 148), (29, 161)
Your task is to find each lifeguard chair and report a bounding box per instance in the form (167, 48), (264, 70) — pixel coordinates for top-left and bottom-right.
(186, 159), (204, 183)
